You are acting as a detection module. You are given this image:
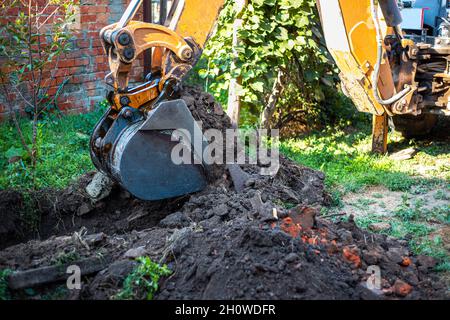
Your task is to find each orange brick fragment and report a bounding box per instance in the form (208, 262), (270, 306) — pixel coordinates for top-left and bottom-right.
(400, 257), (411, 267)
(342, 246), (362, 268)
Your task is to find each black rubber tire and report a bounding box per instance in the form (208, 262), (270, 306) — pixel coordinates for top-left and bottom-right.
(389, 114), (438, 139)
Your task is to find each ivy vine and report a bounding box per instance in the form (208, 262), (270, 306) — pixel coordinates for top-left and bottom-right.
(196, 0), (340, 130)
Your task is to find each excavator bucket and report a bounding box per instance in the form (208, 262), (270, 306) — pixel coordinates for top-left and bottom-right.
(91, 100), (208, 201)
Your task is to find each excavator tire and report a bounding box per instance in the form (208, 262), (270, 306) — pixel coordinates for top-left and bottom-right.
(389, 114), (438, 139)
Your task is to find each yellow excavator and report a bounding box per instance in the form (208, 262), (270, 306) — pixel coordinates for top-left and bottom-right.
(90, 0), (449, 201)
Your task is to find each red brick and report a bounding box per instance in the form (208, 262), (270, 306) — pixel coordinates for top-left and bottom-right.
(74, 58), (90, 67)
(57, 102), (72, 111)
(71, 75), (88, 84)
(46, 87), (58, 96)
(96, 64), (110, 72)
(97, 15), (109, 24)
(87, 24), (100, 31)
(81, 14), (97, 23)
(95, 56), (107, 64)
(86, 32), (101, 40)
(65, 51), (82, 59)
(76, 39), (90, 49)
(54, 68), (70, 78)
(57, 59), (76, 68)
(92, 39), (103, 48)
(81, 5), (108, 14)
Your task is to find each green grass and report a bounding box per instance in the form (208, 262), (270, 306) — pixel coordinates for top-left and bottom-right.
(0, 102), (108, 190)
(115, 256), (171, 300)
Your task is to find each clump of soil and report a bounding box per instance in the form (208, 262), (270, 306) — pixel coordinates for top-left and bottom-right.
(0, 87), (447, 300)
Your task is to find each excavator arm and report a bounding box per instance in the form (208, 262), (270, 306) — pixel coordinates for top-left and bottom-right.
(317, 0), (410, 153)
(90, 0), (225, 201)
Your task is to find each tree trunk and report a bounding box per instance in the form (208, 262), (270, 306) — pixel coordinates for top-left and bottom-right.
(226, 0), (247, 128)
(260, 69), (286, 129)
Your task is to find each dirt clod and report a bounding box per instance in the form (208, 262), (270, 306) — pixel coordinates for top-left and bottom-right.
(392, 279), (413, 297)
(369, 222), (391, 232)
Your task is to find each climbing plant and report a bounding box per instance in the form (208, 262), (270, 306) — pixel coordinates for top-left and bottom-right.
(197, 0), (346, 132)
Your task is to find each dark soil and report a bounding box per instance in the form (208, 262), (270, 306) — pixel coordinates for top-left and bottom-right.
(0, 87), (447, 300)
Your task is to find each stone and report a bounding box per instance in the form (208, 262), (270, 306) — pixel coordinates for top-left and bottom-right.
(337, 229), (354, 244)
(362, 247), (384, 265)
(244, 178), (256, 188)
(213, 204), (229, 217)
(213, 103), (224, 116)
(77, 202), (93, 216)
(86, 172), (113, 202)
(199, 216), (222, 230)
(288, 205), (317, 231)
(84, 233), (106, 246)
(105, 260), (137, 281)
(369, 222), (391, 232)
(284, 253), (299, 263)
(343, 246), (362, 268)
(390, 148), (417, 161)
(123, 246), (147, 259)
(386, 248), (405, 264)
(249, 192), (280, 222)
(181, 95), (196, 106)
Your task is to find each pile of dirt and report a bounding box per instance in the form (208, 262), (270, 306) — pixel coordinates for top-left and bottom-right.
(0, 87), (447, 300)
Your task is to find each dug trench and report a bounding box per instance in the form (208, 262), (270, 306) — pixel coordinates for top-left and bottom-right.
(0, 87), (448, 300)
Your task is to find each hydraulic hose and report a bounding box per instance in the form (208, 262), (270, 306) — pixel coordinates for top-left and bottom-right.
(370, 0), (411, 106)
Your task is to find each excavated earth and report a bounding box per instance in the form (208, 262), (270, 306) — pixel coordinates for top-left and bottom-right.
(0, 87), (448, 300)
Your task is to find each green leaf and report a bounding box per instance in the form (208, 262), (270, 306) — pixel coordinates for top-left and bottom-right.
(198, 69), (208, 79)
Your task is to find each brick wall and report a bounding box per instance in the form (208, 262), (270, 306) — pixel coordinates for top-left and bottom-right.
(0, 0), (147, 119)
